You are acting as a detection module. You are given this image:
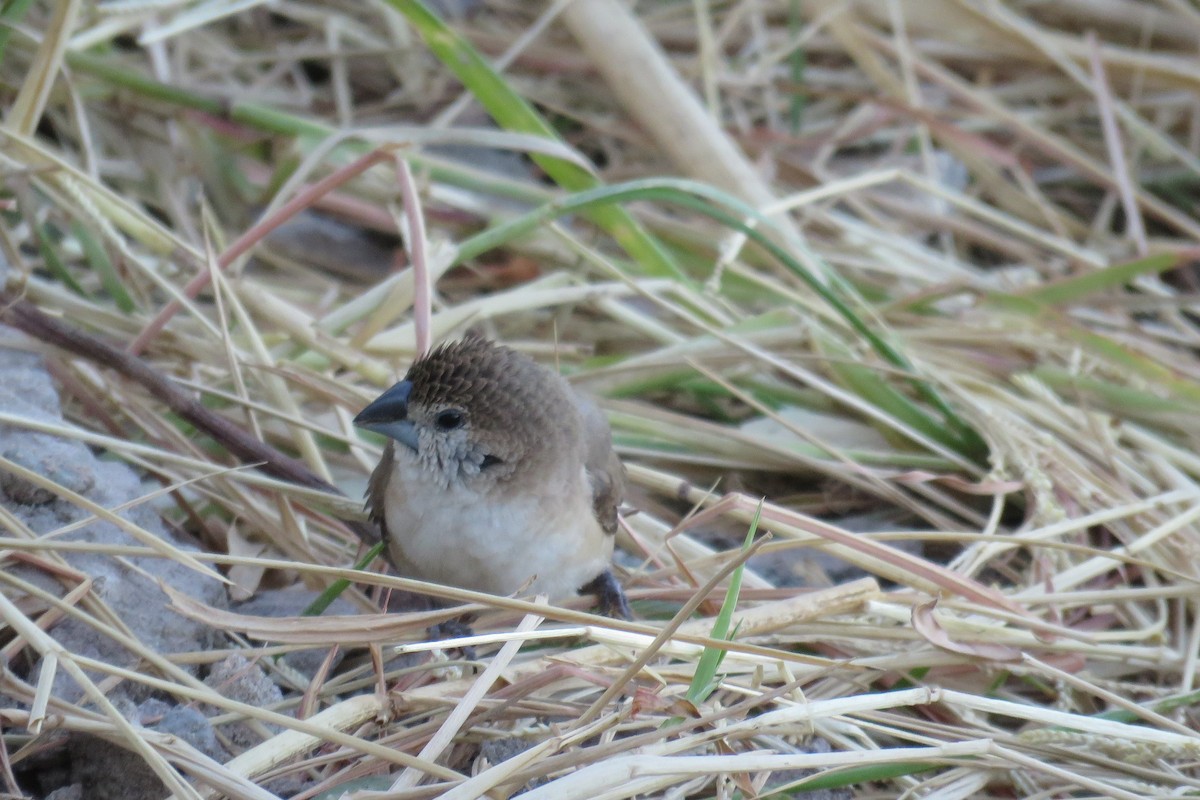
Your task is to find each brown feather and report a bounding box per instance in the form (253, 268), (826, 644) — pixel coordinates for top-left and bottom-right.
(575, 387), (623, 535)
(365, 439), (395, 540)
(405, 337), (586, 484)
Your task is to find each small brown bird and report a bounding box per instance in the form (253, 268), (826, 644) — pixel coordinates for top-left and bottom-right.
(353, 337), (630, 618)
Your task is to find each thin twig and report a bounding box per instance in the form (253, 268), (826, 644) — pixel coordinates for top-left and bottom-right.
(0, 292), (377, 543)
(129, 146), (403, 356)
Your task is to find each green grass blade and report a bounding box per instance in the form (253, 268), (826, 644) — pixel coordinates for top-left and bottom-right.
(382, 0), (686, 281)
(819, 334), (967, 452)
(36, 223), (88, 297)
(1021, 252), (1181, 306)
(1032, 366), (1197, 423)
(686, 501), (760, 705)
(1089, 687), (1200, 724)
(787, 0), (807, 134)
(987, 292), (1200, 405)
(303, 541), (386, 617)
(761, 760), (941, 796)
(66, 51), (558, 209)
(71, 221), (134, 313)
(0, 0), (35, 63)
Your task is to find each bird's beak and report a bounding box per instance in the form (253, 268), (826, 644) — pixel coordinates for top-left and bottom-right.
(353, 380), (419, 452)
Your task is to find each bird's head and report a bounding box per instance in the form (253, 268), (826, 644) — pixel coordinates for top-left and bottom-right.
(353, 338), (581, 487)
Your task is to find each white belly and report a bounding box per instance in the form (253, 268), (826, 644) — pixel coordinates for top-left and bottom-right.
(382, 458), (612, 602)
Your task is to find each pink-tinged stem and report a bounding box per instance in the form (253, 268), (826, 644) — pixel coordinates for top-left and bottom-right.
(128, 145), (401, 355)
(396, 158), (432, 359)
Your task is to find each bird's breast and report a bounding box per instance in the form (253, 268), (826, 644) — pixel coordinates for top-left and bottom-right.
(382, 455), (612, 601)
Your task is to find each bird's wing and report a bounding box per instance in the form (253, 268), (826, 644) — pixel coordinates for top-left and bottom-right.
(574, 388), (624, 536)
(588, 447), (625, 535)
(365, 440), (395, 539)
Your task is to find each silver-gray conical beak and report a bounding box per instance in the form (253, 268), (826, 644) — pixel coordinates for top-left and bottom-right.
(353, 380), (419, 452)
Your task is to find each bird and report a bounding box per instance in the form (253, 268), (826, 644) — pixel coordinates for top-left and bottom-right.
(353, 336), (631, 619)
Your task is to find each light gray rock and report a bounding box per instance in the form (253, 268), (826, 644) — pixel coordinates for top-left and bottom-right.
(137, 697), (228, 763)
(203, 653), (283, 749)
(0, 330), (226, 701)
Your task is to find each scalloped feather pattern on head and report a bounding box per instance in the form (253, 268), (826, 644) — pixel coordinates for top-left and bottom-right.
(403, 337), (584, 475)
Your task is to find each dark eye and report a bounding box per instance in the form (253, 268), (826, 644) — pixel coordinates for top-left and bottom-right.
(435, 409), (465, 431)
(480, 454), (502, 470)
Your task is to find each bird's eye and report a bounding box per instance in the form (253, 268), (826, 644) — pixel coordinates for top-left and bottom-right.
(434, 408), (465, 431)
(480, 454), (502, 470)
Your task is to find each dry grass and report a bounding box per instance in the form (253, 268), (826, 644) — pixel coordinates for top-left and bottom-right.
(2, 0), (1200, 797)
